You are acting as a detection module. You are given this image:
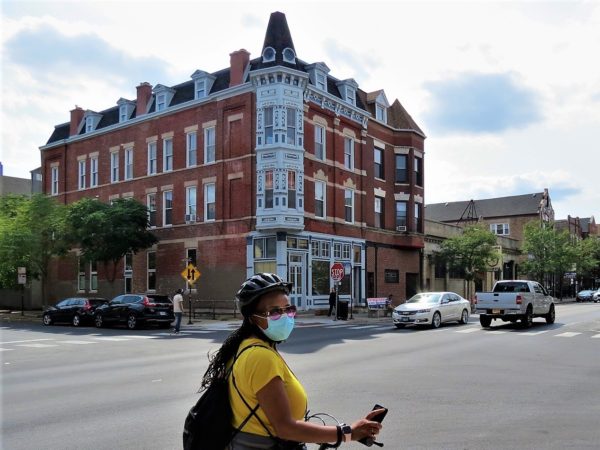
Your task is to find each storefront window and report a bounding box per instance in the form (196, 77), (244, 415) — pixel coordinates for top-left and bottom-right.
(255, 261), (276, 274)
(311, 260), (329, 296)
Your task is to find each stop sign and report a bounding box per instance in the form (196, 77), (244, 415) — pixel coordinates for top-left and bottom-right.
(330, 262), (345, 282)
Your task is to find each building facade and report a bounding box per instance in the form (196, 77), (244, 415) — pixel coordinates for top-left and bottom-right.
(40, 12), (426, 309)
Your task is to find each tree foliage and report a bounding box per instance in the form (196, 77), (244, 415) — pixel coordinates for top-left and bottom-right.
(520, 221), (578, 283)
(0, 195), (69, 300)
(66, 198), (158, 281)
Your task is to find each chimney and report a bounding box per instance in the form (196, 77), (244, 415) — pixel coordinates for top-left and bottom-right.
(229, 49), (250, 87)
(70, 106), (85, 136)
(136, 82), (153, 117)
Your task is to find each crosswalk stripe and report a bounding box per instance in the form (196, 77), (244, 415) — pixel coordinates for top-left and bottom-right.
(123, 335), (158, 339)
(61, 340), (98, 345)
(555, 332), (581, 338)
(486, 330), (506, 335)
(1, 338), (54, 345)
(456, 328), (479, 333)
(0, 348), (14, 352)
(352, 325), (381, 330)
(518, 330), (550, 336)
(592, 334), (600, 339)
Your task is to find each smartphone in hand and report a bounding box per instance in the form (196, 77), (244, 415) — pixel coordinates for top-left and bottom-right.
(358, 404), (388, 446)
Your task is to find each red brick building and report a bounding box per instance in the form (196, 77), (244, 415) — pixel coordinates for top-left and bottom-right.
(40, 12), (426, 310)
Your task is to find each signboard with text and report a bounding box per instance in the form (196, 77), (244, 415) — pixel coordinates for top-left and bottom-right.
(330, 262), (344, 282)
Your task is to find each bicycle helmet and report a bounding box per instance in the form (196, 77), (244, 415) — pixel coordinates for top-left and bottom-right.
(236, 273), (293, 308)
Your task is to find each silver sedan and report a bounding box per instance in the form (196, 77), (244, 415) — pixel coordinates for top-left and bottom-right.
(392, 292), (471, 329)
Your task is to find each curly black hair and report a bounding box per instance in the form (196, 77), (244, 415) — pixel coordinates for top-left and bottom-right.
(199, 300), (278, 391)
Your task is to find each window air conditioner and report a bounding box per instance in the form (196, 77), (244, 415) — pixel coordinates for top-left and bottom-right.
(185, 214), (196, 223)
(396, 225), (407, 232)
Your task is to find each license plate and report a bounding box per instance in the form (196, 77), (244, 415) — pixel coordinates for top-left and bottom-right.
(492, 309), (501, 314)
(402, 317), (410, 322)
(159, 311), (166, 316)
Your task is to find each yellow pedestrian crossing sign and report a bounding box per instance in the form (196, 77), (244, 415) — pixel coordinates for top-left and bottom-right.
(181, 263), (201, 285)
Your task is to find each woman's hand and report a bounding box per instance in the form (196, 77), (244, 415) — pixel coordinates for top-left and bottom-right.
(349, 408), (385, 441)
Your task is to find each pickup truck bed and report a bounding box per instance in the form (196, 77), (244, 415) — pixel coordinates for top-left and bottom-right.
(475, 280), (555, 328)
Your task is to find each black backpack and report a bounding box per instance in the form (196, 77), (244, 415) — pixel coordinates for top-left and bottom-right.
(182, 344), (263, 450)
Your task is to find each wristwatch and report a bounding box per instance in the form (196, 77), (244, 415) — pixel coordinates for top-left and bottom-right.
(340, 423), (352, 442)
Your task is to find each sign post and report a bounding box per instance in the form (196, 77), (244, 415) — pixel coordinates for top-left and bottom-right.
(330, 262), (344, 321)
(181, 263), (201, 325)
(17, 267), (26, 316)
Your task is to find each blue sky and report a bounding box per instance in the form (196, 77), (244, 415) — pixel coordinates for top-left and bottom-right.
(1, 0), (599, 219)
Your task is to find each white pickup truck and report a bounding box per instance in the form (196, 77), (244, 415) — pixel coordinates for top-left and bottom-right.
(475, 280), (556, 328)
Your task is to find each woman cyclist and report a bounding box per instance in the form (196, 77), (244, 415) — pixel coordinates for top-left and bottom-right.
(200, 273), (383, 449)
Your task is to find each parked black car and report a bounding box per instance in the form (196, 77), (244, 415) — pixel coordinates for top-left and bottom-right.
(43, 297), (109, 327)
(94, 294), (174, 330)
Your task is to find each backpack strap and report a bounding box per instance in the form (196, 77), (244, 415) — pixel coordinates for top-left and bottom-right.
(229, 344), (272, 439)
(230, 344), (277, 439)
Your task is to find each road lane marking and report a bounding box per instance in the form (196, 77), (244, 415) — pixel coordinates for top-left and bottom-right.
(0, 338), (55, 345)
(518, 330), (550, 336)
(486, 330), (507, 334)
(456, 328), (480, 333)
(61, 340), (98, 345)
(591, 334), (600, 339)
(16, 343), (59, 348)
(123, 335), (158, 339)
(323, 324), (354, 328)
(351, 325), (382, 330)
(0, 348), (14, 352)
(554, 332), (581, 338)
(92, 337), (131, 341)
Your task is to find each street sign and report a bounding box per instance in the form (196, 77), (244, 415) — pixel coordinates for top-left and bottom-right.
(330, 262), (344, 282)
(181, 263), (201, 285)
(17, 267), (26, 285)
(565, 272), (576, 279)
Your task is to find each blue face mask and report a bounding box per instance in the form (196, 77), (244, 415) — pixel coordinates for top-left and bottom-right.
(261, 315), (295, 342)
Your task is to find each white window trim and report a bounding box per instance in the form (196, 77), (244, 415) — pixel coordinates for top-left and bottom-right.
(315, 124), (326, 160)
(204, 127), (216, 164)
(316, 72), (327, 91)
(374, 147), (384, 180)
(315, 180), (326, 219)
(90, 157), (98, 187)
(89, 261), (98, 292)
(204, 183), (216, 222)
(163, 138), (173, 172)
(344, 189), (354, 224)
(51, 166), (59, 195)
(186, 186), (197, 217)
(147, 142), (157, 175)
(110, 152), (119, 183)
(147, 193), (156, 228)
(186, 132), (197, 167)
(78, 160), (86, 190)
(346, 87), (355, 106)
(156, 93), (167, 111)
(124, 148), (133, 180)
(344, 137), (354, 170)
(163, 190), (173, 227)
(195, 79), (206, 100)
(147, 251), (156, 292)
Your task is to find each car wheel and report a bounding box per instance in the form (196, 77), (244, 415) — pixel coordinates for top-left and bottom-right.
(431, 312), (441, 329)
(545, 304), (555, 324)
(522, 306), (533, 328)
(127, 314), (138, 330)
(42, 313), (53, 326)
(460, 309), (469, 324)
(394, 324), (405, 329)
(479, 315), (492, 328)
(95, 314), (104, 328)
(72, 314), (81, 327)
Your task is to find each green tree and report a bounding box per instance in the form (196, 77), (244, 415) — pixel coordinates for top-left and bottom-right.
(66, 197), (158, 283)
(520, 221), (577, 297)
(437, 225), (498, 301)
(0, 194), (69, 305)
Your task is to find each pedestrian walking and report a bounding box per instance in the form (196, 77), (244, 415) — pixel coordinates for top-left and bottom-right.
(198, 272), (383, 449)
(172, 288), (184, 334)
(328, 287), (337, 317)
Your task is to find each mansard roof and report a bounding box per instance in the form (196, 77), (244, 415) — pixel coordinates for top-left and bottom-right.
(426, 192), (549, 222)
(387, 99), (425, 135)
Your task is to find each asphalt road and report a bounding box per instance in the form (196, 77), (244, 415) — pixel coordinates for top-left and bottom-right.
(2, 303), (600, 450)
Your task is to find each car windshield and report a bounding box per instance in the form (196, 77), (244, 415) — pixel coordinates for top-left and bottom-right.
(406, 293), (441, 304)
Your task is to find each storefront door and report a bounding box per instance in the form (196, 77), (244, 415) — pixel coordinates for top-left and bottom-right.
(288, 252), (305, 309)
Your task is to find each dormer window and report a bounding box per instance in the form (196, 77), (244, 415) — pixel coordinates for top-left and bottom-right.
(152, 84), (175, 113)
(346, 87), (356, 106)
(117, 98), (135, 123)
(156, 94), (166, 112)
(307, 62), (330, 93)
(84, 111), (102, 133)
(282, 47), (296, 63)
(195, 79), (206, 99)
(262, 46), (276, 63)
(190, 70), (216, 100)
(376, 104), (387, 123)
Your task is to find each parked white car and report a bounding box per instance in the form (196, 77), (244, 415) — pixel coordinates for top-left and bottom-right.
(593, 289), (600, 303)
(392, 292), (471, 329)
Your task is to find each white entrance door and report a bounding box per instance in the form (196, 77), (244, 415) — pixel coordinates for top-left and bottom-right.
(288, 252), (305, 309)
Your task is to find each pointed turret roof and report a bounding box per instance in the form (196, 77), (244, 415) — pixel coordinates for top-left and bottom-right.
(262, 11), (295, 54)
